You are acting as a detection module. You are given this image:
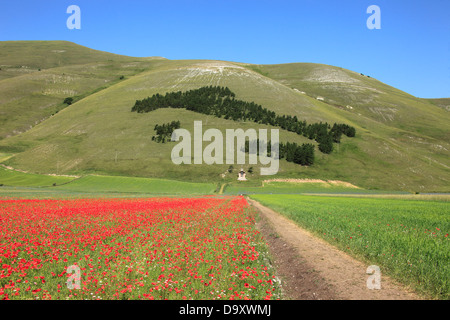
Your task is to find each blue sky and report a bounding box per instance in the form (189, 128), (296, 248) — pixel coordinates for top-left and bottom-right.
(1, 0), (449, 98)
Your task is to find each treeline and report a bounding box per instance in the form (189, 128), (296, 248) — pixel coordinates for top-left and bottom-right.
(152, 121), (181, 143)
(244, 140), (315, 166)
(132, 86), (356, 154)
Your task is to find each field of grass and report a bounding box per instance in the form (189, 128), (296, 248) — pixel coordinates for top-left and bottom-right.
(250, 194), (449, 299)
(223, 180), (403, 195)
(54, 175), (217, 195)
(0, 166), (75, 187)
(303, 193), (450, 201)
(0, 166), (217, 198)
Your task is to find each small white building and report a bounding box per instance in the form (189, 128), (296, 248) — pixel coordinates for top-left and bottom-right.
(238, 168), (247, 181)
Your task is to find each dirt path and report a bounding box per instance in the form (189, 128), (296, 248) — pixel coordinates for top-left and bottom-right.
(248, 198), (422, 300)
(218, 183), (227, 195)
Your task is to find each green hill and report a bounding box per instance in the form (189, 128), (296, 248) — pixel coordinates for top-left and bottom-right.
(248, 63), (449, 141)
(0, 41), (126, 76)
(425, 98), (450, 112)
(0, 41), (448, 192)
(0, 41), (166, 139)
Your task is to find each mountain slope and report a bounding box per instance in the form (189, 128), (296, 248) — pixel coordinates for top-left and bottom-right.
(425, 98), (450, 112)
(0, 42), (448, 192)
(0, 41), (167, 138)
(0, 40), (144, 80)
(248, 63), (449, 141)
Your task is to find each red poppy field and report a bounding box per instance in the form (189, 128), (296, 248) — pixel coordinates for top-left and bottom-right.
(0, 196), (281, 300)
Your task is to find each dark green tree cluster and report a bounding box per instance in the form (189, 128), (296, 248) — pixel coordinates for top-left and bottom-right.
(152, 120), (181, 143)
(244, 139), (315, 166)
(64, 97), (74, 105)
(132, 86), (356, 154)
(279, 142), (315, 166)
(132, 86), (235, 114)
(329, 123), (356, 143)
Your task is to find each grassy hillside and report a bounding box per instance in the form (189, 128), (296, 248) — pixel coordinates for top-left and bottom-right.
(248, 63), (449, 141)
(0, 41), (144, 79)
(0, 41), (167, 139)
(53, 175), (216, 195)
(0, 42), (448, 192)
(425, 98), (450, 112)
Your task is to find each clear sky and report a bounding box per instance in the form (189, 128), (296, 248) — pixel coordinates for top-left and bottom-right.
(1, 0), (449, 98)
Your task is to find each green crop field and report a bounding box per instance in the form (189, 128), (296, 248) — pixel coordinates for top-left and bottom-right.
(250, 194), (450, 299)
(0, 165), (75, 187)
(0, 166), (216, 198)
(223, 180), (404, 195)
(53, 175), (216, 195)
